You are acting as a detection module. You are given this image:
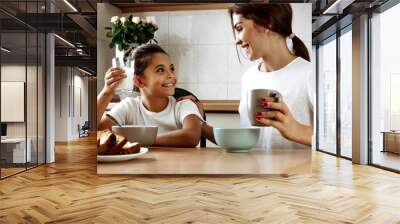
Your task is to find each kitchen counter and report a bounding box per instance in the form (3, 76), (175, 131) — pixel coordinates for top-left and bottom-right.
(202, 100), (239, 113)
(97, 147), (311, 175)
(107, 100), (239, 113)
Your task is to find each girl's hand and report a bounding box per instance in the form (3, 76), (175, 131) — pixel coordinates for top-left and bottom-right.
(176, 95), (204, 116)
(256, 98), (312, 146)
(102, 67), (127, 95)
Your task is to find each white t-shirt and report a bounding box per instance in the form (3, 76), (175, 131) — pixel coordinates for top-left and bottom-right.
(107, 96), (203, 134)
(239, 57), (315, 149)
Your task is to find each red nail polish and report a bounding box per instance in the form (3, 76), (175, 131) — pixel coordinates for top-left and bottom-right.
(256, 112), (262, 116)
(256, 116), (261, 121)
(260, 102), (267, 108)
(261, 98), (266, 102)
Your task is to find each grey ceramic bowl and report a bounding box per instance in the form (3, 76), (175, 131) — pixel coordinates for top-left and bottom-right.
(213, 128), (261, 153)
(112, 125), (158, 147)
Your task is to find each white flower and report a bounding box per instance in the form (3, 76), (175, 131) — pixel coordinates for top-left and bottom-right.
(146, 16), (156, 24)
(132, 17), (140, 24)
(120, 17), (127, 24)
(110, 16), (119, 24)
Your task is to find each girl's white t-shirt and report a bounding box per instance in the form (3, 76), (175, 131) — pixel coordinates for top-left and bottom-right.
(239, 57), (315, 149)
(107, 96), (203, 134)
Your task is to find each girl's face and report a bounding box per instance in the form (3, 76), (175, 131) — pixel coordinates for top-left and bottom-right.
(232, 14), (270, 61)
(135, 53), (177, 97)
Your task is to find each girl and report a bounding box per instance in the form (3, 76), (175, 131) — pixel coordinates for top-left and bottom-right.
(197, 4), (314, 149)
(97, 44), (203, 147)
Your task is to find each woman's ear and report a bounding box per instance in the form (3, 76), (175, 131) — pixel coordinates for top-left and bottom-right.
(133, 75), (145, 88)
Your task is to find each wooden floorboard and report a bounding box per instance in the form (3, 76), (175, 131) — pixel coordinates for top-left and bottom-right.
(0, 135), (399, 223)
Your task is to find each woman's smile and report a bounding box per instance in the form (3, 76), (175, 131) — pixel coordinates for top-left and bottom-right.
(241, 43), (251, 56)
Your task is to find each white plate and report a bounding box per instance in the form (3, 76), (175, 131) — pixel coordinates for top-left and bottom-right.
(97, 147), (148, 162)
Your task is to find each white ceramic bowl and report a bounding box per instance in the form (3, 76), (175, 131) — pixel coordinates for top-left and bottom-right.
(112, 125), (158, 146)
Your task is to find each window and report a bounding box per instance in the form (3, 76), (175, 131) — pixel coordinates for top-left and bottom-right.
(317, 36), (337, 154)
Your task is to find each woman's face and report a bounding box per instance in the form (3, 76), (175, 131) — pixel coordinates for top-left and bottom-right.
(232, 14), (269, 61)
(137, 53), (177, 97)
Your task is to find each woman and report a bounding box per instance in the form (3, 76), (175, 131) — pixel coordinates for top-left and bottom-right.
(189, 4), (314, 149)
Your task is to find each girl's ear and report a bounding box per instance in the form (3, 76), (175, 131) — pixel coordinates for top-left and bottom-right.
(133, 75), (145, 88)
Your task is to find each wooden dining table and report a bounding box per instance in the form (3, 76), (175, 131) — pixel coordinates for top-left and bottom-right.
(97, 147), (311, 175)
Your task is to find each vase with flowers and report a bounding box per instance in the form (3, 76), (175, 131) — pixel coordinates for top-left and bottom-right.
(106, 15), (158, 99)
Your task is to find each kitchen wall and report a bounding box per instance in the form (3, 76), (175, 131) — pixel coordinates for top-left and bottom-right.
(97, 3), (123, 94)
(97, 3), (312, 100)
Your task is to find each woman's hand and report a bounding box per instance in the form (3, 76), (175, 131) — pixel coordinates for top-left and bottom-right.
(176, 95), (204, 116)
(256, 98), (313, 146)
(102, 67), (127, 95)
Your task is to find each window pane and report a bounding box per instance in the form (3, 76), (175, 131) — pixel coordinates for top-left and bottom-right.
(340, 29), (352, 158)
(318, 37), (337, 154)
(27, 31), (38, 169)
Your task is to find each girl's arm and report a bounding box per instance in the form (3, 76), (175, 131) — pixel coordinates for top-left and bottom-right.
(153, 115), (202, 148)
(97, 68), (126, 130)
(201, 122), (216, 144)
(97, 90), (115, 130)
(175, 96), (216, 144)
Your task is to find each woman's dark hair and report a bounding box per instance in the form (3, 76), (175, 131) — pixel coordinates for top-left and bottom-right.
(228, 3), (310, 62)
(128, 43), (168, 77)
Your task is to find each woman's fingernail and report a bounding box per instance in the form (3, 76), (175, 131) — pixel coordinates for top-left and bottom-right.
(256, 112), (262, 116)
(256, 116), (261, 121)
(261, 98), (266, 102)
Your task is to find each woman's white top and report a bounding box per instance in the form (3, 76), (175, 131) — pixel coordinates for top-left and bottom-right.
(107, 96), (203, 134)
(239, 57), (315, 149)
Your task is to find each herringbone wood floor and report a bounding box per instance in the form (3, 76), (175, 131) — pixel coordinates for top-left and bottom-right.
(1, 135), (400, 224)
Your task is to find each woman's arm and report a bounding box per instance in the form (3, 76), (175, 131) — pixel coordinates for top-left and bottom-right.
(256, 99), (312, 146)
(153, 115), (202, 148)
(97, 68), (126, 129)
